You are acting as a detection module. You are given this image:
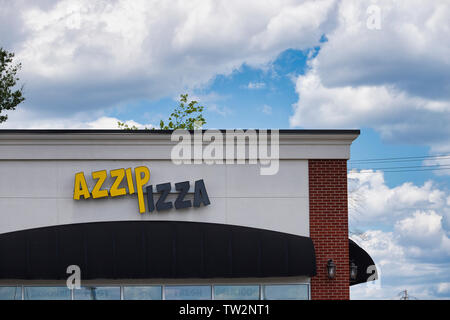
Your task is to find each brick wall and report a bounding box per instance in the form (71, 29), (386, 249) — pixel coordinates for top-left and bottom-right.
(309, 159), (349, 300)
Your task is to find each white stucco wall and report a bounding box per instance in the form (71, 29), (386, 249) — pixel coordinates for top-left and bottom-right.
(0, 159), (309, 236)
(0, 131), (358, 237)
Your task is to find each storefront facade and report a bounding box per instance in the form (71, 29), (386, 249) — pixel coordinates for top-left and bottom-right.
(0, 129), (375, 300)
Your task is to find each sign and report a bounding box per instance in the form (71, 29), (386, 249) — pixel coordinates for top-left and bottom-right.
(73, 166), (210, 213)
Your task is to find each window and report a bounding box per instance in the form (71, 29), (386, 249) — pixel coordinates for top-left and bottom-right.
(2, 283), (310, 300)
(263, 284), (309, 300)
(214, 285), (260, 300)
(73, 286), (121, 300)
(123, 286), (162, 300)
(0, 286), (21, 300)
(24, 286), (71, 300)
(165, 285), (211, 300)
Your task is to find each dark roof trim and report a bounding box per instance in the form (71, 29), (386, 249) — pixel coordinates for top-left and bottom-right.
(0, 129), (360, 135)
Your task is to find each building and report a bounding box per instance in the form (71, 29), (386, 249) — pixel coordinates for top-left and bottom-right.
(0, 129), (376, 300)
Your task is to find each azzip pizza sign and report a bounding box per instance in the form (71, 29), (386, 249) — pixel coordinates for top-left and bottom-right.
(73, 166), (210, 213)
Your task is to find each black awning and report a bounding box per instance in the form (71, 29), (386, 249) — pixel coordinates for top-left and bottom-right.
(0, 221), (316, 280)
(349, 239), (377, 286)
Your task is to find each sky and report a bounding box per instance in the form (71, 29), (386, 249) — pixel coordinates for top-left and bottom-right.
(1, 0), (449, 299)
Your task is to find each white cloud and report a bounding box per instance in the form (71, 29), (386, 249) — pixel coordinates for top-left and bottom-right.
(422, 157), (450, 176)
(0, 108), (152, 129)
(437, 282), (450, 294)
(348, 170), (446, 224)
(87, 116), (153, 129)
(349, 170), (450, 299)
(262, 105), (272, 115)
(351, 229), (450, 300)
(396, 211), (443, 244)
(316, 0), (450, 99)
(0, 0), (337, 121)
(186, 92), (232, 117)
(206, 104), (232, 117)
(247, 82), (266, 89)
(290, 0), (450, 151)
(290, 62), (450, 147)
(395, 211), (450, 257)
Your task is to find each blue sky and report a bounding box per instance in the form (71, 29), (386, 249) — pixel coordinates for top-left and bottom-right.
(111, 48), (313, 130)
(1, 0), (449, 299)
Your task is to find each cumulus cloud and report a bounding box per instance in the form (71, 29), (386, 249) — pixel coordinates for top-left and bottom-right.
(423, 156), (450, 177)
(348, 170), (450, 260)
(437, 282), (450, 295)
(290, 68), (450, 145)
(396, 211), (444, 247)
(0, 0), (337, 122)
(395, 210), (450, 260)
(349, 170), (450, 299)
(317, 0), (450, 99)
(290, 0), (450, 151)
(351, 230), (450, 299)
(348, 170), (447, 225)
(0, 108), (153, 129)
(87, 116), (153, 129)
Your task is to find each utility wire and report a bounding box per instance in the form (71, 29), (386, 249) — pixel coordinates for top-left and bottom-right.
(351, 164), (450, 170)
(348, 154), (450, 173)
(350, 157), (450, 164)
(350, 154), (450, 163)
(350, 167), (450, 173)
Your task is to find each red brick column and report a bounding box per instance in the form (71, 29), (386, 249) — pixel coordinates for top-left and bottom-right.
(309, 159), (349, 300)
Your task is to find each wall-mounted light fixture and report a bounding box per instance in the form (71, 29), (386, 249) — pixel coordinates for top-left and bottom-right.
(327, 259), (336, 279)
(350, 260), (358, 281)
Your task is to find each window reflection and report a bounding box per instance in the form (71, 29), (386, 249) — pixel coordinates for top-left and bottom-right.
(73, 286), (120, 300)
(24, 286), (71, 300)
(0, 286), (21, 300)
(263, 284), (309, 300)
(5, 283), (310, 300)
(214, 285), (260, 300)
(123, 286), (162, 300)
(165, 285), (211, 300)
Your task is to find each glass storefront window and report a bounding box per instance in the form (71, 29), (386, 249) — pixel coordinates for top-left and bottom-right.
(123, 286), (162, 300)
(263, 284), (309, 300)
(0, 286), (21, 300)
(24, 286), (71, 300)
(6, 283), (310, 300)
(73, 286), (120, 300)
(214, 285), (260, 300)
(165, 285), (211, 300)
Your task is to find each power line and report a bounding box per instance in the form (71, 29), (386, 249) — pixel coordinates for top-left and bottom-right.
(351, 164), (450, 170)
(351, 154), (450, 162)
(349, 167), (450, 173)
(348, 154), (450, 173)
(350, 154), (450, 163)
(350, 157), (450, 164)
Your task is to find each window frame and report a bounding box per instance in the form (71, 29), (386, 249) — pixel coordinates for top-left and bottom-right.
(0, 282), (310, 300)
